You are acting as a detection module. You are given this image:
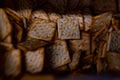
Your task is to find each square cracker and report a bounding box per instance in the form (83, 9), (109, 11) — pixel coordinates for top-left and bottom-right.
(45, 40), (71, 69)
(25, 48), (45, 73)
(5, 49), (21, 76)
(57, 18), (80, 39)
(28, 21), (56, 41)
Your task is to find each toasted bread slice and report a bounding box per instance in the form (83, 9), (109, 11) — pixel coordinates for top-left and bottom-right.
(28, 21), (56, 41)
(93, 0), (116, 14)
(0, 8), (12, 40)
(45, 40), (71, 69)
(83, 14), (92, 31)
(48, 12), (61, 23)
(5, 49), (21, 76)
(68, 32), (90, 53)
(69, 52), (81, 71)
(91, 12), (112, 33)
(107, 31), (120, 52)
(25, 48), (44, 73)
(106, 52), (120, 72)
(31, 9), (49, 21)
(57, 18), (80, 39)
(17, 38), (48, 51)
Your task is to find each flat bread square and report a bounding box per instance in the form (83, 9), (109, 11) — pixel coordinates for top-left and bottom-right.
(57, 18), (80, 39)
(25, 48), (45, 73)
(45, 40), (71, 69)
(28, 21), (56, 41)
(5, 49), (21, 76)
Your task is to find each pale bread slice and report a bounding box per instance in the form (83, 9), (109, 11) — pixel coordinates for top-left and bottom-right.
(57, 18), (80, 39)
(68, 32), (90, 54)
(28, 21), (56, 41)
(48, 12), (61, 23)
(17, 38), (48, 51)
(0, 8), (12, 41)
(31, 9), (49, 21)
(83, 14), (92, 31)
(45, 40), (71, 69)
(25, 48), (44, 73)
(107, 31), (120, 52)
(69, 52), (81, 71)
(5, 49), (21, 76)
(91, 12), (112, 33)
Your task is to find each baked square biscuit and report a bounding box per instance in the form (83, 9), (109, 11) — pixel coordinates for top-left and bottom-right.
(57, 18), (80, 39)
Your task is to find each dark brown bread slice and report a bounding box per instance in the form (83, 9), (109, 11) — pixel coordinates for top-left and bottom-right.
(106, 52), (120, 73)
(5, 49), (21, 76)
(107, 31), (120, 52)
(25, 48), (44, 73)
(28, 21), (56, 41)
(91, 12), (112, 33)
(69, 52), (81, 71)
(0, 8), (12, 41)
(45, 40), (71, 69)
(17, 38), (48, 51)
(57, 18), (80, 39)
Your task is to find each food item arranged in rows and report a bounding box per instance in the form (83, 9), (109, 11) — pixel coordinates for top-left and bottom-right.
(0, 0), (120, 79)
